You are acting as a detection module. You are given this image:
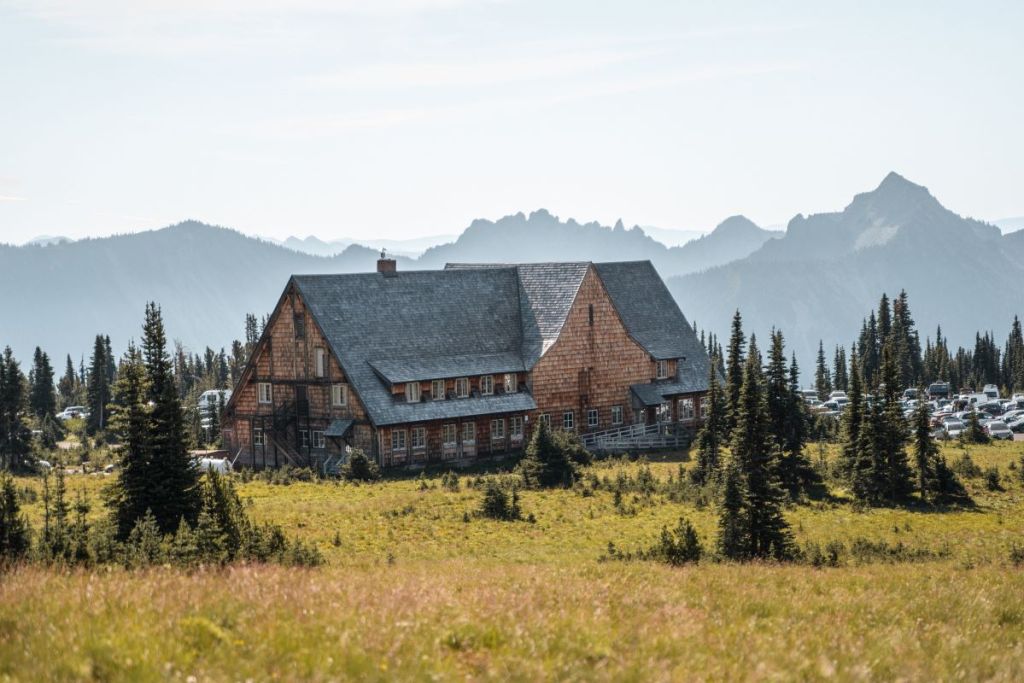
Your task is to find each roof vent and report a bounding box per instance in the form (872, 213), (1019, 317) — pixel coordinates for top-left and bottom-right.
(377, 249), (397, 277)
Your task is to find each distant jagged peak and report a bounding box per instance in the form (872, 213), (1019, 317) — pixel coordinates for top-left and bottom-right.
(849, 171), (940, 213)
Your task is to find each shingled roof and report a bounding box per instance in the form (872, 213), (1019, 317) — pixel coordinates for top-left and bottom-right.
(292, 261), (710, 426)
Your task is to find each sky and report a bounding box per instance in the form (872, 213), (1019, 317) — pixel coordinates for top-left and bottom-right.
(1, 0), (1022, 244)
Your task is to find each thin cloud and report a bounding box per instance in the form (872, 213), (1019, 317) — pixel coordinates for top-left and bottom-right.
(0, 195), (28, 202)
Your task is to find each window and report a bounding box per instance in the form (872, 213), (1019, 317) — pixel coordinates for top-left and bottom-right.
(258, 382), (272, 404)
(504, 373), (517, 393)
(480, 375), (494, 395)
(331, 383), (348, 407)
(587, 409), (599, 428)
(252, 427), (264, 446)
(510, 416), (524, 441)
(295, 385), (308, 414)
(443, 423), (457, 445)
(294, 313), (305, 339)
(462, 422), (476, 443)
(391, 429), (407, 452)
(563, 411), (574, 430)
(588, 303), (594, 326)
(657, 402), (672, 422)
(611, 405), (623, 425)
(405, 382), (421, 403)
(312, 431), (325, 449)
(314, 347), (326, 377)
(491, 418), (505, 440)
(300, 429), (309, 448)
(656, 360), (669, 380)
(411, 426), (426, 450)
(678, 397), (695, 421)
(432, 379), (446, 400)
(455, 377), (470, 398)
(539, 413), (550, 427)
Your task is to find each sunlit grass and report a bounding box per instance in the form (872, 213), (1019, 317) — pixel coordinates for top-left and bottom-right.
(3, 440), (1023, 680)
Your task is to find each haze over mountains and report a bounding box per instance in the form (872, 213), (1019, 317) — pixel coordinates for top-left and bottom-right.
(2, 173), (1021, 375)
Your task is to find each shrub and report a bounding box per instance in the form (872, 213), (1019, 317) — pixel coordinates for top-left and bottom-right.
(1010, 544), (1024, 567)
(650, 517), (703, 566)
(518, 420), (576, 489)
(339, 449), (381, 482)
(952, 452), (982, 478)
(0, 473), (31, 563)
(478, 479), (521, 521)
(984, 467), (1003, 492)
(441, 471), (460, 492)
(803, 540), (845, 568)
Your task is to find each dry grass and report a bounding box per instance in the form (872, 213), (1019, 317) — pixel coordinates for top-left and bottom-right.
(2, 440), (1023, 680)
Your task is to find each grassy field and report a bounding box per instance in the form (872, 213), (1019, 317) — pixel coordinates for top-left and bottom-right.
(2, 441), (1023, 680)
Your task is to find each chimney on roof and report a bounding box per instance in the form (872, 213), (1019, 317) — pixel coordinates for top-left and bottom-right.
(377, 248), (397, 277)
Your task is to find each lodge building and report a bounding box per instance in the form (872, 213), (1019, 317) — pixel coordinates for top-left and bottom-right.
(221, 258), (713, 470)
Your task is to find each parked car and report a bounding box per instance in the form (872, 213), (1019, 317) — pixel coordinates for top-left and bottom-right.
(829, 390), (847, 400)
(982, 384), (1000, 401)
(57, 406), (86, 421)
(1007, 416), (1024, 433)
(976, 401), (1004, 416)
(943, 420), (966, 439)
(927, 382), (951, 400)
(985, 421), (1014, 440)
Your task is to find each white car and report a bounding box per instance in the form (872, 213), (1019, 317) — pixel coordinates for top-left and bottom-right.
(943, 420), (965, 439)
(57, 406), (86, 421)
(985, 421), (1014, 441)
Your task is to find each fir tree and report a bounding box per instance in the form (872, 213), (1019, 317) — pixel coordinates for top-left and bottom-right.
(0, 472), (30, 561)
(814, 340), (832, 400)
(518, 418), (575, 488)
(107, 343), (152, 539)
(691, 352), (725, 485)
(0, 348), (32, 471)
(730, 338), (794, 560)
(962, 410), (989, 444)
(878, 343), (914, 503)
(839, 349), (864, 478)
(29, 347), (57, 420)
(142, 303), (200, 533)
(911, 397), (937, 500)
(724, 310), (746, 433)
(716, 459), (748, 560)
(86, 335), (111, 434)
(57, 354), (78, 408)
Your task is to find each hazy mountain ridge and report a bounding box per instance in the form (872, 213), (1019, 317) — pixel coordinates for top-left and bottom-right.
(0, 213), (770, 363)
(670, 173), (1024, 368)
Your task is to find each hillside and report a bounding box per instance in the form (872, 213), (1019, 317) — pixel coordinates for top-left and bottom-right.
(670, 173), (1024, 365)
(0, 214), (774, 363)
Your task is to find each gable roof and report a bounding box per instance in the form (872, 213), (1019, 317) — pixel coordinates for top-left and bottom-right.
(290, 260), (711, 426)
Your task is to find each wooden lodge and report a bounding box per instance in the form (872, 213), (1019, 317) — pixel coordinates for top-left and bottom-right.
(221, 258), (714, 471)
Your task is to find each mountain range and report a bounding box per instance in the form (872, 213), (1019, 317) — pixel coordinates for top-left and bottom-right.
(1, 173), (1020, 375)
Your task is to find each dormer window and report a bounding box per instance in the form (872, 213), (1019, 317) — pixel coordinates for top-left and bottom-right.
(480, 375), (494, 395)
(656, 360), (669, 380)
(405, 382), (421, 403)
(455, 377), (469, 398)
(431, 379), (446, 400)
(314, 347), (326, 378)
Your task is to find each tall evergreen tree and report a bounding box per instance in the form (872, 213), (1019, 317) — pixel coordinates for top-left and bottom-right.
(29, 347), (57, 420)
(839, 349), (864, 479)
(730, 338), (794, 560)
(0, 472), (30, 560)
(814, 340), (832, 400)
(57, 354), (78, 408)
(86, 335), (111, 434)
(716, 459), (748, 560)
(0, 348), (31, 471)
(518, 418), (575, 488)
(859, 312), (880, 389)
(107, 343), (153, 539)
(141, 303), (201, 533)
(691, 353), (725, 485)
(878, 342), (914, 503)
(724, 310), (746, 434)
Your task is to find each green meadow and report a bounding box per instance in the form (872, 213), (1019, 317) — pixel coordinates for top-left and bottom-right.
(2, 440), (1023, 681)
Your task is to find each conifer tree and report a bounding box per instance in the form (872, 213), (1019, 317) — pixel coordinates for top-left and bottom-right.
(814, 340), (832, 400)
(716, 459), (748, 560)
(730, 338), (794, 560)
(519, 418), (575, 488)
(29, 347), (57, 420)
(86, 335), (111, 434)
(0, 347), (31, 471)
(107, 343), (153, 539)
(0, 472), (30, 561)
(878, 343), (913, 503)
(839, 349), (864, 478)
(57, 354), (78, 408)
(692, 353), (725, 485)
(962, 410), (989, 444)
(724, 310), (746, 433)
(141, 303), (200, 533)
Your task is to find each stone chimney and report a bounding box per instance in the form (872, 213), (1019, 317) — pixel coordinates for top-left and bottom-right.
(377, 248), (397, 276)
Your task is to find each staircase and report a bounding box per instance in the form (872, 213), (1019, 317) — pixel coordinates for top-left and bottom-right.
(267, 433), (304, 468)
(322, 453), (345, 477)
(581, 423), (691, 453)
